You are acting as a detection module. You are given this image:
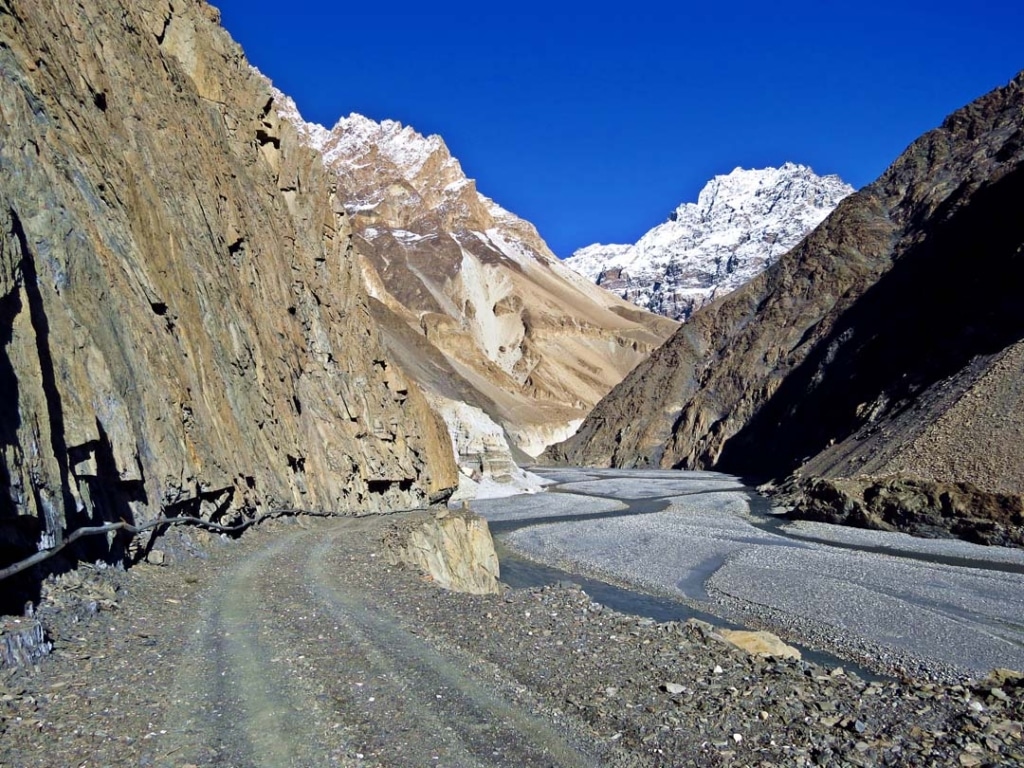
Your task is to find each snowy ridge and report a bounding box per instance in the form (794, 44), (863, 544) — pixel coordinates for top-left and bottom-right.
(565, 163), (854, 320)
(323, 113), (460, 180)
(267, 77), (456, 184)
(271, 89), (534, 256)
(267, 84), (331, 150)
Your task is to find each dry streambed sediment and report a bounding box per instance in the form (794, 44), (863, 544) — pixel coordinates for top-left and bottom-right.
(0, 513), (1022, 767)
(488, 468), (1024, 681)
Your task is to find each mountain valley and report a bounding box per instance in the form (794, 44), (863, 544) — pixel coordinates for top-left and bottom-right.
(0, 1), (1023, 766)
(548, 70), (1024, 548)
(274, 96), (677, 495)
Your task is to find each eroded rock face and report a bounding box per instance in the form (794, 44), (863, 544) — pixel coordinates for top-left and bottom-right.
(0, 0), (457, 563)
(778, 476), (1024, 548)
(274, 103), (678, 461)
(382, 508), (500, 595)
(547, 71), (1024, 507)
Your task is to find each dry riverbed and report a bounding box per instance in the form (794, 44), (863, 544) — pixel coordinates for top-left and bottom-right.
(1, 514), (1023, 767)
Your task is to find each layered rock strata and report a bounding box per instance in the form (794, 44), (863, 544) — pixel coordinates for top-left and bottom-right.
(0, 0), (457, 567)
(382, 507), (501, 594)
(548, 73), (1024, 513)
(275, 102), (678, 469)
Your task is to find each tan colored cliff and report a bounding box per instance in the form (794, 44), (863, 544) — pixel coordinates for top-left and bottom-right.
(0, 0), (457, 562)
(274, 107), (679, 462)
(382, 508), (500, 595)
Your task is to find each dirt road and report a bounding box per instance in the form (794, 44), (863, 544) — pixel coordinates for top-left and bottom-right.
(156, 519), (599, 767)
(4, 513), (1021, 768)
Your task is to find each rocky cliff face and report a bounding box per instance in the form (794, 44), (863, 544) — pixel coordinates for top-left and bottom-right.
(548, 72), (1024, 504)
(0, 0), (457, 566)
(382, 507), (500, 595)
(275, 103), (678, 474)
(564, 164), (853, 320)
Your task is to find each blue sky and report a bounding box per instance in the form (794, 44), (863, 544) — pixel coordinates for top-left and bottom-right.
(212, 1), (1022, 257)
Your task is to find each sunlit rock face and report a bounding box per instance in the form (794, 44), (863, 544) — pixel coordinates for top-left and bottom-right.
(382, 508), (501, 595)
(0, 0), (459, 563)
(548, 72), (1024, 508)
(565, 163), (854, 321)
(275, 98), (678, 474)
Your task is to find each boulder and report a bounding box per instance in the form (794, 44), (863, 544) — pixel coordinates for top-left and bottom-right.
(383, 507), (500, 595)
(720, 629), (802, 660)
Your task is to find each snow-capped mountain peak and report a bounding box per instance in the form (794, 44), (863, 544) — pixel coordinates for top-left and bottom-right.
(565, 164), (854, 320)
(267, 84), (331, 150)
(324, 114), (455, 179)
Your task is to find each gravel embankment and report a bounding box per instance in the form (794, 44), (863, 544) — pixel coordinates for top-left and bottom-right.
(1, 514), (1022, 767)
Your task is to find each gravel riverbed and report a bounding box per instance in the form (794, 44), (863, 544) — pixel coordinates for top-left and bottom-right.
(1, 514), (1022, 767)
(489, 469), (1024, 682)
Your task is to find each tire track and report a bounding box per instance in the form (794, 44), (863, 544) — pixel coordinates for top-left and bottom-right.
(159, 531), (349, 766)
(301, 526), (597, 768)
(158, 521), (597, 767)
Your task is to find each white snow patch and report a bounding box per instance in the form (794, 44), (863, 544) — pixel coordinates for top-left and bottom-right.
(564, 163), (854, 320)
(427, 395), (546, 501)
(457, 248), (524, 376)
(391, 230), (436, 243)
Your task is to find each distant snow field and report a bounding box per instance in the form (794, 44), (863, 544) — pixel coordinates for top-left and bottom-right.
(565, 163), (854, 320)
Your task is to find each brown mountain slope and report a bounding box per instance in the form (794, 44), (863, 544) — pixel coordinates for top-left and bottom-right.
(275, 106), (678, 462)
(547, 72), (1024, 511)
(0, 0), (456, 569)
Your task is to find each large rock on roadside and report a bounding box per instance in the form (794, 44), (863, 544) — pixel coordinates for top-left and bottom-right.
(382, 508), (500, 595)
(0, 618), (50, 669)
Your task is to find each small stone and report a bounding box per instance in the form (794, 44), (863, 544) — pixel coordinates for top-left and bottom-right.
(713, 665), (724, 675)
(968, 700), (985, 713)
(662, 683), (685, 695)
(732, 733), (742, 743)
(985, 668), (1024, 687)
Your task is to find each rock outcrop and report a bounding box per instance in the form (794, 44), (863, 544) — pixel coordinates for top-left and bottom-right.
(382, 507), (500, 595)
(547, 72), (1024, 513)
(274, 103), (678, 470)
(778, 475), (1024, 548)
(0, 0), (458, 569)
(565, 164), (853, 320)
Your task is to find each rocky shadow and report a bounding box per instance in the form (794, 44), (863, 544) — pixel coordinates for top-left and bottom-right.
(713, 161), (1024, 482)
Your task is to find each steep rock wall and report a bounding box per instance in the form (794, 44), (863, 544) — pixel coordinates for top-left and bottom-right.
(0, 0), (457, 563)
